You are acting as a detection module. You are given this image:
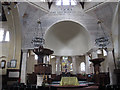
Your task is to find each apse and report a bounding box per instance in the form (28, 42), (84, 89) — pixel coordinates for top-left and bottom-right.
(45, 21), (90, 56)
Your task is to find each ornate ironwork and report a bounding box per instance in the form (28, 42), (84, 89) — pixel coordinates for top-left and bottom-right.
(95, 21), (110, 48)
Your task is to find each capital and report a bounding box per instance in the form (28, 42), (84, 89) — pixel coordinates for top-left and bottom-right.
(22, 49), (28, 53)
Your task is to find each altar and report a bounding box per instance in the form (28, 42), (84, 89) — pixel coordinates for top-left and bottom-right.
(60, 77), (79, 86)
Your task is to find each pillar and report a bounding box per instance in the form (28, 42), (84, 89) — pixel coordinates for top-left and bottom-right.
(107, 49), (116, 85)
(43, 56), (47, 64)
(72, 56), (77, 74)
(20, 49), (28, 84)
(56, 56), (61, 75)
(51, 58), (56, 74)
(85, 55), (90, 74)
(91, 50), (98, 73)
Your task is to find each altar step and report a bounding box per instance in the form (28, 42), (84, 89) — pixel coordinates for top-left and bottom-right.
(51, 81), (94, 86)
(2, 84), (120, 90)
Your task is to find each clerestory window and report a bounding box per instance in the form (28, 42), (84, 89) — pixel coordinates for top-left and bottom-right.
(0, 28), (10, 42)
(56, 0), (77, 6)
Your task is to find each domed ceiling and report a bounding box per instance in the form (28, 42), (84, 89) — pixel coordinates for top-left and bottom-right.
(45, 21), (90, 56)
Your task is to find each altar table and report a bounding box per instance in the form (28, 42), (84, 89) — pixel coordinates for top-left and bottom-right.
(60, 77), (79, 86)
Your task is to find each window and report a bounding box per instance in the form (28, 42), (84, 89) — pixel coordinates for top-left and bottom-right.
(0, 28), (10, 42)
(56, 64), (58, 71)
(56, 0), (77, 6)
(81, 62), (85, 72)
(0, 29), (4, 41)
(35, 54), (38, 60)
(51, 55), (55, 59)
(5, 31), (10, 41)
(103, 49), (107, 56)
(70, 63), (73, 71)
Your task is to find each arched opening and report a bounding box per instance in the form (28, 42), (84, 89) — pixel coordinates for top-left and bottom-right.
(80, 62), (85, 72)
(45, 20), (91, 56)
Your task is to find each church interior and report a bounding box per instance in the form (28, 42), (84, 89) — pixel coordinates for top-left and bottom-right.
(0, 0), (120, 90)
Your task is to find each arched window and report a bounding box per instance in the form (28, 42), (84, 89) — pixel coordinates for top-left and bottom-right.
(35, 54), (38, 60)
(0, 28), (10, 42)
(80, 62), (85, 72)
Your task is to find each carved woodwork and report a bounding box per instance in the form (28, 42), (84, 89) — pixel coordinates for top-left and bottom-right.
(89, 58), (104, 84)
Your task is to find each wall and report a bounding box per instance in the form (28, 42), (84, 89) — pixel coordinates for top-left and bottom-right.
(111, 2), (119, 65)
(0, 3), (22, 75)
(27, 54), (37, 74)
(76, 56), (85, 74)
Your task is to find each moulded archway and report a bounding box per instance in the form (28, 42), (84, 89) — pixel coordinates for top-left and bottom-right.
(45, 20), (91, 56)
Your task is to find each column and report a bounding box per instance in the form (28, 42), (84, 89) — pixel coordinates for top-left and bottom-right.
(20, 49), (28, 84)
(72, 56), (77, 74)
(56, 56), (61, 75)
(47, 55), (50, 64)
(91, 50), (98, 73)
(85, 54), (90, 74)
(107, 49), (116, 85)
(43, 56), (47, 64)
(51, 58), (56, 74)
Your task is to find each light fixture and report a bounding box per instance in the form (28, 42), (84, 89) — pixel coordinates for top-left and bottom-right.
(31, 20), (45, 48)
(31, 20), (54, 63)
(95, 21), (110, 48)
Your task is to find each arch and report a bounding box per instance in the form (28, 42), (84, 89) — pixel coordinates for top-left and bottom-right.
(44, 20), (91, 56)
(80, 62), (85, 72)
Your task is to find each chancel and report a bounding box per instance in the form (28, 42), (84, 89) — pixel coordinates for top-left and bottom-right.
(0, 0), (120, 90)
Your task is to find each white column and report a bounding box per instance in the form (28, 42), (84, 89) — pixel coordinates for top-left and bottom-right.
(20, 49), (28, 84)
(107, 49), (116, 85)
(72, 56), (77, 74)
(43, 56), (47, 64)
(85, 55), (90, 74)
(47, 56), (50, 64)
(56, 56), (61, 75)
(51, 58), (56, 74)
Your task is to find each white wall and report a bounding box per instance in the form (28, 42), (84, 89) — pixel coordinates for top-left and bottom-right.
(0, 3), (22, 75)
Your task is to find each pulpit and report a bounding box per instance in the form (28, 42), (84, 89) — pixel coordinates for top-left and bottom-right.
(33, 46), (54, 86)
(89, 58), (104, 84)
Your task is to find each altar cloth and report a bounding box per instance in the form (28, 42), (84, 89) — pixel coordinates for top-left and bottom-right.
(60, 77), (79, 86)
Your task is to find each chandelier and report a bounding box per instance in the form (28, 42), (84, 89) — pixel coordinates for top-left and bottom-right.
(95, 21), (110, 48)
(31, 20), (45, 48)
